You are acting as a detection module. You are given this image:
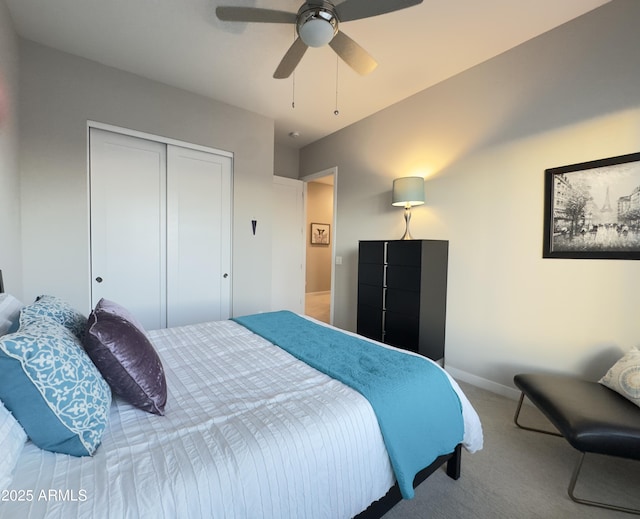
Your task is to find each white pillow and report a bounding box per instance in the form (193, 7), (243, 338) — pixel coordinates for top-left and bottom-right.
(0, 294), (24, 336)
(0, 399), (27, 491)
(599, 347), (640, 408)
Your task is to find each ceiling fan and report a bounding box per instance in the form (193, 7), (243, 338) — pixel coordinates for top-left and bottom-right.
(216, 0), (423, 79)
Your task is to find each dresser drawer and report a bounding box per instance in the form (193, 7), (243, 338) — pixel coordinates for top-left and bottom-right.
(359, 241), (385, 264)
(387, 240), (422, 266)
(384, 310), (419, 353)
(358, 263), (385, 286)
(385, 288), (419, 316)
(386, 265), (420, 291)
(357, 304), (383, 341)
(357, 283), (384, 310)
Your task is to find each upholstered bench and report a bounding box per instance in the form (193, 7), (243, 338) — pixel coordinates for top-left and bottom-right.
(513, 373), (640, 515)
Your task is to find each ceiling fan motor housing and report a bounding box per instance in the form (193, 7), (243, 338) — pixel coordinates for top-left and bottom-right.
(297, 2), (339, 47)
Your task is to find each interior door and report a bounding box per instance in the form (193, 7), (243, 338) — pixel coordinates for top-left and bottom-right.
(271, 176), (304, 313)
(89, 128), (167, 329)
(167, 145), (232, 327)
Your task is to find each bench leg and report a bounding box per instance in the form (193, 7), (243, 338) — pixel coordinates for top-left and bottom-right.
(514, 391), (640, 515)
(513, 392), (562, 437)
(568, 452), (640, 516)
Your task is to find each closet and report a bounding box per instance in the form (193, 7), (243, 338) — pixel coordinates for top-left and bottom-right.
(89, 127), (232, 330)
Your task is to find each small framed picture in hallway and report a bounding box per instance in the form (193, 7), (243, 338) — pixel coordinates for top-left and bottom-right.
(311, 223), (330, 245)
(543, 152), (640, 259)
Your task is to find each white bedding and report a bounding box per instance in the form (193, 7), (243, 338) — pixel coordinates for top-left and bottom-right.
(1, 319), (482, 519)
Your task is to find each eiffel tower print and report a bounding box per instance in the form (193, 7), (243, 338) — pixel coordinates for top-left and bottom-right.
(601, 186), (613, 213)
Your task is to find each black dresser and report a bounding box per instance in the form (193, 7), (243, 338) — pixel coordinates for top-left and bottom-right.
(357, 239), (448, 364)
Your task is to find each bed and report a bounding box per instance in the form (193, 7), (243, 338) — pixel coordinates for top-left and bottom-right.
(0, 294), (483, 519)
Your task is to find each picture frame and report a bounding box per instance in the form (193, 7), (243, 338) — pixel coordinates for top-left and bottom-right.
(543, 152), (640, 259)
(310, 223), (330, 245)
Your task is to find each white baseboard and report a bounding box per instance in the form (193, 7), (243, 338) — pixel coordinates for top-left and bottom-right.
(446, 365), (521, 401)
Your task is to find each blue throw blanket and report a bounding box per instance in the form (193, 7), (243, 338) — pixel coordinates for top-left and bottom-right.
(233, 311), (464, 499)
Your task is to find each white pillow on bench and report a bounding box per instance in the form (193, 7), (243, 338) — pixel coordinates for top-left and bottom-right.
(599, 347), (640, 408)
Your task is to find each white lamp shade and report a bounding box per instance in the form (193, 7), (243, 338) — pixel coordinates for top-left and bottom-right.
(392, 177), (425, 207)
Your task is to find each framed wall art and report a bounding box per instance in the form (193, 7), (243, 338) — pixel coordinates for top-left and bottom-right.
(543, 152), (640, 259)
(310, 223), (330, 245)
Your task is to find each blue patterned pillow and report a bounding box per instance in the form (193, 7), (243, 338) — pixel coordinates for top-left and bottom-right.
(19, 295), (87, 339)
(0, 319), (111, 456)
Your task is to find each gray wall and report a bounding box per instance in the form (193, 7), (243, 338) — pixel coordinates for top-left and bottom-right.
(300, 0), (640, 392)
(274, 142), (299, 179)
(0, 1), (21, 297)
(18, 40), (275, 316)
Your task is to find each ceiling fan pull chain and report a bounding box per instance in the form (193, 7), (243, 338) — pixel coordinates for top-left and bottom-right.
(291, 25), (296, 108)
(334, 54), (339, 116)
(292, 70), (296, 109)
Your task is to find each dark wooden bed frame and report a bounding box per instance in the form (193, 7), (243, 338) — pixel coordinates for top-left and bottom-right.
(355, 443), (462, 518)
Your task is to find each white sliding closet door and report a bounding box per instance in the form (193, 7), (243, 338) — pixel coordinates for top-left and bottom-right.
(89, 127), (232, 330)
(167, 145), (232, 327)
(90, 129), (167, 330)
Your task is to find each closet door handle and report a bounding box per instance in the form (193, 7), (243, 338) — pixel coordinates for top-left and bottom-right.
(223, 273), (229, 278)
(95, 276), (103, 283)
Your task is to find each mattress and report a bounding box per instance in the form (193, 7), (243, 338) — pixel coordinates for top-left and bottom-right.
(1, 318), (482, 519)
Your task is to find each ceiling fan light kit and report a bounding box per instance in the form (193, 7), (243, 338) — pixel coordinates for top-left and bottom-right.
(297, 4), (338, 47)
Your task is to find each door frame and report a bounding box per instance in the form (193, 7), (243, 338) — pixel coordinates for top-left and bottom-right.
(301, 166), (338, 324)
(87, 121), (233, 158)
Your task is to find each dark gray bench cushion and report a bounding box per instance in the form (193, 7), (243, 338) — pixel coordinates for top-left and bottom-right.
(514, 373), (640, 460)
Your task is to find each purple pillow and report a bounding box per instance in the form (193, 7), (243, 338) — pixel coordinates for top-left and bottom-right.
(84, 299), (167, 415)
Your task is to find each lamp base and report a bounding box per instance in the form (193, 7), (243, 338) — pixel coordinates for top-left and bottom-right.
(400, 207), (414, 240)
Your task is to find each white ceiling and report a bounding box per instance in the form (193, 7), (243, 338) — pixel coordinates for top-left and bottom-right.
(5, 0), (610, 148)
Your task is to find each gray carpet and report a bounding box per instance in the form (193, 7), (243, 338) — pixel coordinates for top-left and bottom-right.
(383, 381), (640, 518)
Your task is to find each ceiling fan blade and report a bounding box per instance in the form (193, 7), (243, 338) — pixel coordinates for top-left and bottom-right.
(216, 7), (296, 24)
(334, 0), (423, 22)
(274, 38), (309, 79)
(329, 31), (378, 75)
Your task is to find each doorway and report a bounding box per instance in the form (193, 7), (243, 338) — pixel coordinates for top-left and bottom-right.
(302, 167), (336, 324)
